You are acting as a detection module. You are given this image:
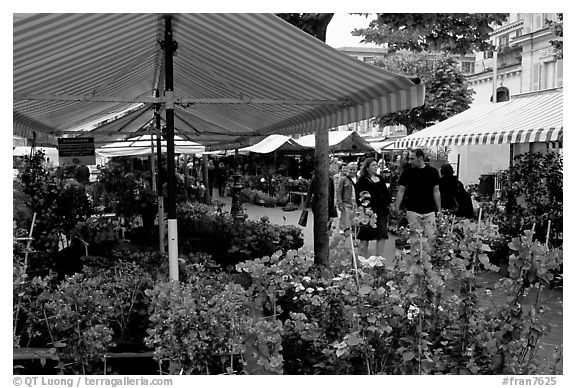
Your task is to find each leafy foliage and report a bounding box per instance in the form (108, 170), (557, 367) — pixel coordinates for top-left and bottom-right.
(276, 13), (334, 41)
(90, 166), (157, 227)
(144, 268), (253, 374)
(374, 52), (474, 134)
(354, 13), (507, 55)
(494, 152), (562, 247)
(16, 151), (93, 251)
(176, 202), (304, 268)
(233, 214), (562, 375)
(16, 260), (153, 374)
(545, 14), (563, 60)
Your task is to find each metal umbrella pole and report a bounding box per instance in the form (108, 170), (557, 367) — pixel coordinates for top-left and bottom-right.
(164, 15), (178, 280)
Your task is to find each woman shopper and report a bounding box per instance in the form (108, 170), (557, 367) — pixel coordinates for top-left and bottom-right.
(439, 163), (474, 219)
(355, 157), (392, 258)
(336, 162), (357, 233)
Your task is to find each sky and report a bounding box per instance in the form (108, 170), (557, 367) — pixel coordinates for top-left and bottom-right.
(325, 13), (379, 49)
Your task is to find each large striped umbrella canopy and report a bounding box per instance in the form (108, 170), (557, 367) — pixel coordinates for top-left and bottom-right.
(14, 14), (425, 150)
(394, 89), (563, 149)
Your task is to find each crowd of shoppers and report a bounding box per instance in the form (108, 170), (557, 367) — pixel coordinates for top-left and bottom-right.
(326, 149), (475, 258)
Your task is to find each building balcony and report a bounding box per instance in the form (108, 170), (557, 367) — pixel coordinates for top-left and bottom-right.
(497, 46), (523, 68)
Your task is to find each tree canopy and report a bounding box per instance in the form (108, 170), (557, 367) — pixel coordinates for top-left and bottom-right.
(545, 13), (563, 60)
(277, 13), (508, 55)
(276, 13), (334, 42)
(353, 13), (507, 55)
(373, 52), (474, 134)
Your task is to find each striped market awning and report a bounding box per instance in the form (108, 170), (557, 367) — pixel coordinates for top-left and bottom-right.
(13, 14), (425, 150)
(394, 89), (563, 149)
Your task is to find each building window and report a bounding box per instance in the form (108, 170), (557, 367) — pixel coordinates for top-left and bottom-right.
(497, 87), (510, 102)
(498, 34), (509, 48)
(557, 59), (563, 87)
(534, 14), (542, 31)
(540, 60), (556, 89)
(363, 56), (374, 62)
(490, 87), (510, 103)
(461, 61), (475, 74)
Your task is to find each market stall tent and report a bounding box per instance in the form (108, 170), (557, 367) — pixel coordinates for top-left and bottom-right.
(294, 130), (375, 152)
(96, 134), (205, 157)
(239, 134), (311, 154)
(371, 139), (406, 152)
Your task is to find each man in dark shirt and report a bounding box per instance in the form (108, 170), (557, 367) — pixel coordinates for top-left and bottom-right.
(393, 149), (441, 238)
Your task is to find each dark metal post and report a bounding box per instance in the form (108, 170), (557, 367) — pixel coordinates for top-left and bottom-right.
(456, 153), (461, 180)
(164, 15), (178, 280)
(154, 98), (165, 254)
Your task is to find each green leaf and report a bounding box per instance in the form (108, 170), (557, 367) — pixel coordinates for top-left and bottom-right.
(336, 347), (348, 357)
(403, 351), (415, 361)
(358, 285), (372, 296)
(393, 306), (405, 316)
(346, 333), (363, 346)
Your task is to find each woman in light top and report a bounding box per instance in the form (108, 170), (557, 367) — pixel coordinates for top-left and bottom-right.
(336, 162), (357, 232)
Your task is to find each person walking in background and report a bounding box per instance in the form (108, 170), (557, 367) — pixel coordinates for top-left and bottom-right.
(74, 158), (90, 186)
(207, 158), (215, 197)
(336, 162), (357, 233)
(305, 171), (338, 228)
(439, 164), (459, 214)
(215, 162), (227, 197)
(355, 157), (392, 258)
(394, 149), (441, 239)
(439, 163), (474, 219)
(332, 161), (344, 193)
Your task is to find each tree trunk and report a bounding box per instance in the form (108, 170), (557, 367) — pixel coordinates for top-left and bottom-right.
(405, 120), (413, 136)
(312, 14), (333, 42)
(313, 127), (330, 267)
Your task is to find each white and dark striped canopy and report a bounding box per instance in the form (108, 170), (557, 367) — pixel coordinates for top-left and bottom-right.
(239, 134), (310, 154)
(14, 13), (425, 150)
(295, 130), (375, 152)
(394, 89), (563, 149)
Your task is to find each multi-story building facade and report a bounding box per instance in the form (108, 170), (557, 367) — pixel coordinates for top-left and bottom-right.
(467, 13), (563, 105)
(447, 13), (563, 184)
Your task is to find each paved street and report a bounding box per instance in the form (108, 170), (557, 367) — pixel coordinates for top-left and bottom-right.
(215, 194), (397, 257)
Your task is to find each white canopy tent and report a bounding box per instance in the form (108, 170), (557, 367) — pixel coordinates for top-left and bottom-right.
(239, 134), (311, 154)
(371, 139), (406, 152)
(294, 130), (375, 152)
(96, 134), (204, 157)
